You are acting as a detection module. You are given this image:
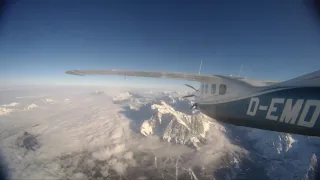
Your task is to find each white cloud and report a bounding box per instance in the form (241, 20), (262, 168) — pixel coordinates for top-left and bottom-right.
(1, 102), (20, 107)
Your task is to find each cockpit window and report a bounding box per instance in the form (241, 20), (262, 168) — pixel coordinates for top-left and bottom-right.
(219, 84), (227, 95)
(205, 84), (208, 93)
(211, 84), (216, 94)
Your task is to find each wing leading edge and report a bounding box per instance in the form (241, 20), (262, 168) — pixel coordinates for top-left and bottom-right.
(65, 69), (222, 82)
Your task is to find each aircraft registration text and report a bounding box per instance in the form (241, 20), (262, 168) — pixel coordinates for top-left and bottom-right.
(246, 98), (320, 128)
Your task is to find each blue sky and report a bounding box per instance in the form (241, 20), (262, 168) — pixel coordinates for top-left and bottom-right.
(0, 0), (320, 87)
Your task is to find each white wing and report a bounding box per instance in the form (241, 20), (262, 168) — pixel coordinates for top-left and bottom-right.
(65, 69), (222, 82)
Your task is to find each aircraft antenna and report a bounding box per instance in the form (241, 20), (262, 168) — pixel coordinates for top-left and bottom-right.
(198, 60), (203, 74)
(237, 64), (243, 77)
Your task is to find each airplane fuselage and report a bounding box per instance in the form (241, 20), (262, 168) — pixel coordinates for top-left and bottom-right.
(195, 77), (320, 136)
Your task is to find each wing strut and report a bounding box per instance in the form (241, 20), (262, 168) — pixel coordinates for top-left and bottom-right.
(198, 60), (203, 75)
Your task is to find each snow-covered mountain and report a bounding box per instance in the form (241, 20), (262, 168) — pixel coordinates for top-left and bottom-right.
(0, 102), (19, 116)
(90, 90), (105, 96)
(228, 126), (320, 180)
(115, 90), (320, 180)
(45, 98), (53, 102)
(304, 153), (320, 180)
(0, 107), (15, 116)
(112, 92), (133, 103)
(24, 103), (38, 111)
(140, 101), (211, 149)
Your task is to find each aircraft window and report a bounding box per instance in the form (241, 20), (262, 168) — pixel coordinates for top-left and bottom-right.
(219, 84), (227, 95)
(205, 84), (208, 93)
(201, 84), (204, 94)
(211, 84), (216, 94)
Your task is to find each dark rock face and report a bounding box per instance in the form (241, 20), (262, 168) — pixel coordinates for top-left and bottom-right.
(16, 132), (40, 151)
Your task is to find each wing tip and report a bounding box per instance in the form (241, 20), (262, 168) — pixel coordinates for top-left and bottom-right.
(65, 70), (85, 76)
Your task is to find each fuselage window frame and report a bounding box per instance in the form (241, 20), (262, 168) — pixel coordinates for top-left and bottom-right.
(219, 84), (227, 95)
(201, 84), (204, 94)
(204, 84), (208, 94)
(211, 84), (216, 94)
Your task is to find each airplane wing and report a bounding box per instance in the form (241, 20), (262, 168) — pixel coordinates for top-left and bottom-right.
(65, 69), (222, 82)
